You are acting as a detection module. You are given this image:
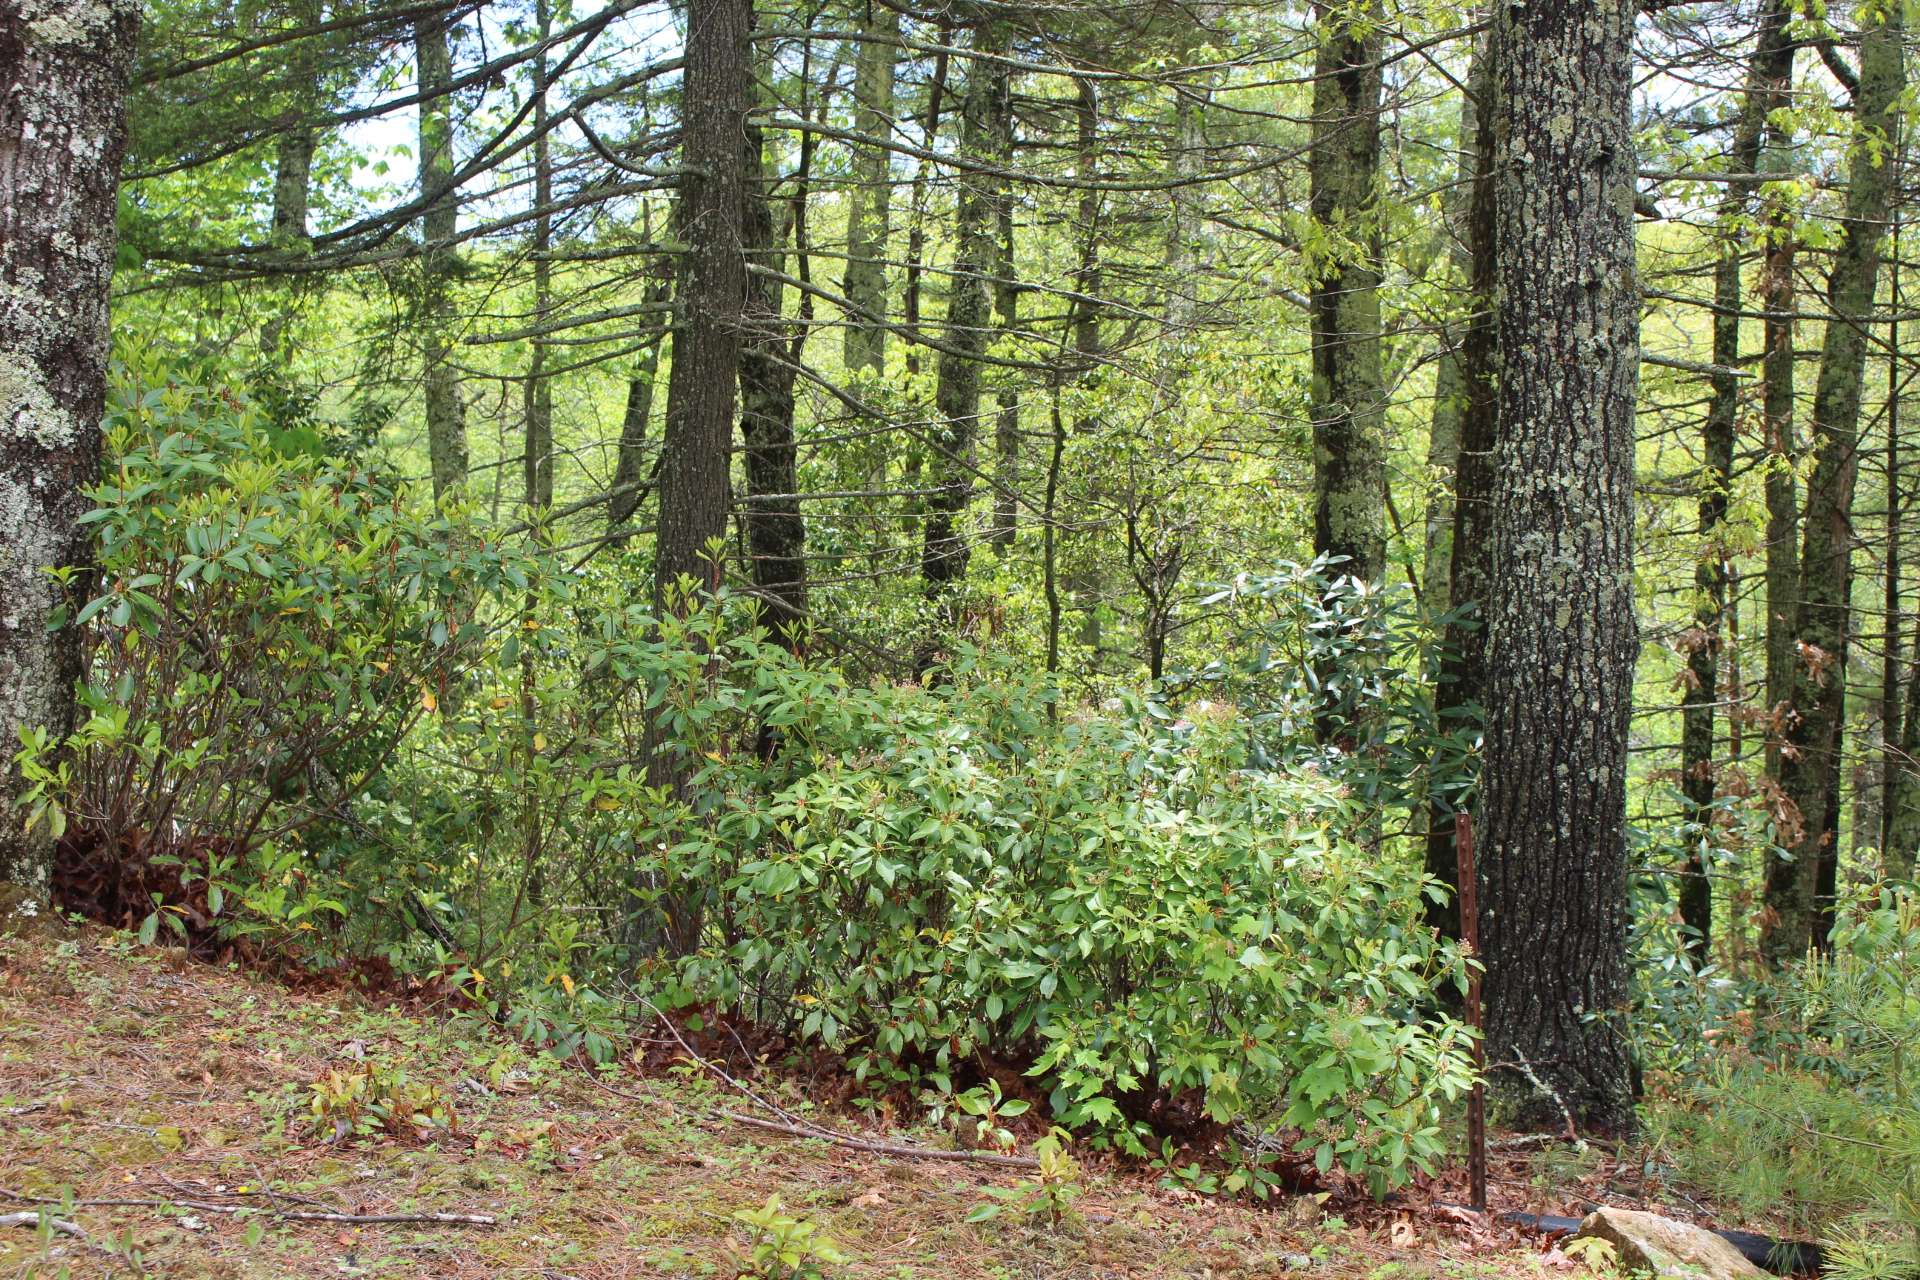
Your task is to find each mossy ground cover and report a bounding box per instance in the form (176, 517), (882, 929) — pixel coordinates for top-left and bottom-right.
(0, 927), (1620, 1278)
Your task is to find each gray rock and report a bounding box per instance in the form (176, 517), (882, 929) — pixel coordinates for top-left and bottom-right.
(1575, 1207), (1767, 1280)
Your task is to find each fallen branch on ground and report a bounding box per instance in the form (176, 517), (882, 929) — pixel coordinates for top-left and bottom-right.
(0, 1186), (494, 1227)
(719, 1111), (1040, 1169)
(0, 1210), (86, 1238)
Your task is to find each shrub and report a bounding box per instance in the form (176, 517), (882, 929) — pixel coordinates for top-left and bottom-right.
(686, 670), (1474, 1195)
(23, 355), (541, 952)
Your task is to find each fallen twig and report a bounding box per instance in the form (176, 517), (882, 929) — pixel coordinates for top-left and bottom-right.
(0, 1186), (494, 1227)
(0, 1210), (86, 1238)
(719, 1110), (1040, 1169)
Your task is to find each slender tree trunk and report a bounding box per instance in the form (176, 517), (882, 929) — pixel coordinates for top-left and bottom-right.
(1879, 232), (1902, 859)
(523, 0), (554, 513)
(1068, 76), (1105, 659)
(1764, 6), (1903, 965)
(0, 0), (140, 897)
(1479, 0), (1639, 1133)
(738, 37), (806, 650)
(262, 98), (315, 356)
(1423, 24), (1498, 944)
(919, 26), (1006, 643)
(417, 11), (467, 500)
(609, 279), (672, 537)
(1762, 211), (1799, 777)
(1422, 27), (1483, 619)
(901, 36), (950, 381)
(641, 0), (750, 957)
(655, 0), (749, 612)
(1886, 605), (1920, 877)
(842, 1), (899, 378)
(1680, 0), (1796, 962)
(990, 136), (1019, 550)
(1308, 0), (1385, 585)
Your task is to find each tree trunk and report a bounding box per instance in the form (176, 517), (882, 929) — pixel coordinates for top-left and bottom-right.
(522, 0), (554, 514)
(655, 0), (749, 613)
(1308, 0), (1385, 585)
(261, 108), (314, 357)
(1764, 6), (1903, 965)
(609, 278), (672, 537)
(739, 42), (806, 650)
(1680, 0), (1796, 963)
(1761, 214), (1799, 779)
(841, 1), (899, 378)
(1422, 22), (1498, 944)
(417, 11), (467, 500)
(918, 26), (1006, 643)
(1421, 27), (1483, 620)
(1479, 0), (1639, 1133)
(0, 0), (141, 897)
(989, 131), (1019, 551)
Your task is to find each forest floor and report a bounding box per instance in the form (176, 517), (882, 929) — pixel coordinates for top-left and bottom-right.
(0, 925), (1721, 1279)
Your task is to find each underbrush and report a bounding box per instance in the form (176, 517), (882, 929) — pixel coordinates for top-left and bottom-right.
(1640, 887), (1919, 1277)
(23, 361), (1473, 1197)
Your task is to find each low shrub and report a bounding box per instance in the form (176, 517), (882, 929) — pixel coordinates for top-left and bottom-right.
(687, 674), (1475, 1194)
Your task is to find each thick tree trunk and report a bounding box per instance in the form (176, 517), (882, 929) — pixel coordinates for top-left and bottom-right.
(1764, 6), (1903, 965)
(1680, 0), (1796, 962)
(655, 0), (749, 612)
(841, 1), (899, 378)
(417, 12), (468, 500)
(1308, 0), (1385, 584)
(919, 27), (1006, 640)
(1479, 0), (1639, 1133)
(0, 0), (140, 897)
(1422, 24), (1498, 944)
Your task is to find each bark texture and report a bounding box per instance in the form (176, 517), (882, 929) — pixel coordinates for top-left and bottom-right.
(0, 0), (141, 896)
(1479, 0), (1639, 1133)
(655, 0), (750, 612)
(739, 54), (806, 649)
(416, 11), (468, 500)
(1308, 0), (1385, 584)
(1765, 4), (1902, 965)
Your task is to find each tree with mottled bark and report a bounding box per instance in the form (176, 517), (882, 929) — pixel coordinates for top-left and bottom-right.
(0, 0), (142, 897)
(1477, 0), (1640, 1133)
